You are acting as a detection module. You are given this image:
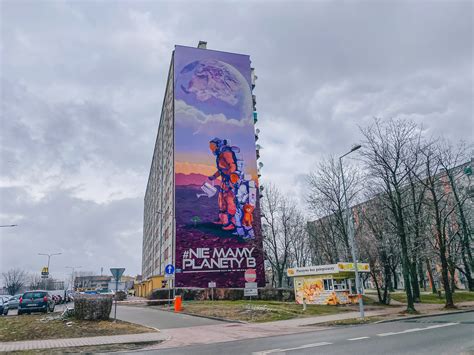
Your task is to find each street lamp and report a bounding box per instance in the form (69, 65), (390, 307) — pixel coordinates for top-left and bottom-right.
(38, 252), (62, 272)
(339, 144), (364, 318)
(0, 224), (17, 227)
(66, 266), (81, 291)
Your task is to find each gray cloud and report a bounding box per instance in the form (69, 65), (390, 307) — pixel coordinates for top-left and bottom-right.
(1, 0), (472, 280)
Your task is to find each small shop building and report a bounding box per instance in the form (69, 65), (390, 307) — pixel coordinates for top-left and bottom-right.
(286, 262), (370, 305)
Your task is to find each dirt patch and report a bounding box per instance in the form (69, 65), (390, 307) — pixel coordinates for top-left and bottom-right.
(306, 316), (384, 327)
(0, 313), (156, 342)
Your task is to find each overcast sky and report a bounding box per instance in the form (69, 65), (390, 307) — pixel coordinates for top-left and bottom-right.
(0, 0), (472, 282)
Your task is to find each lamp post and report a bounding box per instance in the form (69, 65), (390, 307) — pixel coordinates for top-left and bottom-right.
(0, 224), (17, 227)
(339, 144), (364, 318)
(38, 252), (62, 271)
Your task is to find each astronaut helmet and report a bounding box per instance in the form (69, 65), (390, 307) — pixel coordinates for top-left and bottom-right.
(209, 137), (228, 155)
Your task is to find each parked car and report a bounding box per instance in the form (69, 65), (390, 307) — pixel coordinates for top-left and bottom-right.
(0, 297), (8, 315)
(7, 294), (22, 309)
(18, 291), (55, 315)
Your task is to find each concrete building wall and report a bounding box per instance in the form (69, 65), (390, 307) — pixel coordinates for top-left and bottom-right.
(142, 55), (175, 281)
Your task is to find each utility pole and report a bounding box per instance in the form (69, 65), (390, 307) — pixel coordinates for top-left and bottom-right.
(65, 266), (81, 291)
(339, 144), (365, 318)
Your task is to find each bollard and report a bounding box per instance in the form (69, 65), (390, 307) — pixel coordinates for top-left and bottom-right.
(174, 295), (182, 312)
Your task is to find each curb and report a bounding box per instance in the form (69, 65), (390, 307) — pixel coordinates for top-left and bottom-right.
(374, 308), (474, 324)
(0, 333), (167, 352)
(181, 311), (247, 324)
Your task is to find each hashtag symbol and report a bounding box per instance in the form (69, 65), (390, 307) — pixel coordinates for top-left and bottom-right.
(183, 250), (189, 258)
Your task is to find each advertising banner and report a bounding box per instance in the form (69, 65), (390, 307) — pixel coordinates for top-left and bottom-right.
(173, 45), (265, 288)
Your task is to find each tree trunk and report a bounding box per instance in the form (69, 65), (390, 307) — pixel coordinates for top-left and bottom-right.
(449, 263), (456, 294)
(410, 260), (421, 302)
(447, 172), (474, 291)
(371, 271), (383, 303)
(426, 259), (437, 294)
(383, 262), (392, 305)
(418, 260), (426, 291)
(391, 265), (398, 291)
(461, 245), (474, 291)
(439, 246), (455, 308)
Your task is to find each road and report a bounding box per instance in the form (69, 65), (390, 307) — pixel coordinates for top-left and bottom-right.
(115, 305), (224, 329)
(135, 311), (474, 355)
(5, 302), (71, 316)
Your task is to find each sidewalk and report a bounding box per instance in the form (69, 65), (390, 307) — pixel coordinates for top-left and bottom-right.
(0, 332), (167, 352)
(2, 302), (472, 352)
(149, 302), (474, 350)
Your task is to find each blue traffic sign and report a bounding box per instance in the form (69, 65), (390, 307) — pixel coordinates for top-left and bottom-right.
(165, 264), (175, 275)
(110, 267), (125, 281)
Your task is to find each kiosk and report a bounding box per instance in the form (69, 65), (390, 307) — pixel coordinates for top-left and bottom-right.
(287, 262), (370, 305)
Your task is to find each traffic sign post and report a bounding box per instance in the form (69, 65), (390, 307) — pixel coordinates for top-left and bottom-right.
(244, 269), (256, 282)
(110, 268), (125, 322)
(208, 281), (216, 301)
(165, 264), (175, 309)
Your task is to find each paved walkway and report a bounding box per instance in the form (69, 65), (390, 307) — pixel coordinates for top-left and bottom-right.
(0, 332), (167, 352)
(115, 305), (224, 329)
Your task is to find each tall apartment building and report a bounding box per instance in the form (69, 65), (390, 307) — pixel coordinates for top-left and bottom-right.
(142, 42), (265, 289)
(142, 57), (175, 281)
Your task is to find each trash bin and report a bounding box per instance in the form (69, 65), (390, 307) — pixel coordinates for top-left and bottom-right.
(174, 295), (182, 312)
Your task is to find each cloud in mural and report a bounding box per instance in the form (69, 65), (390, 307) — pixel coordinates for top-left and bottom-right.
(174, 99), (253, 136)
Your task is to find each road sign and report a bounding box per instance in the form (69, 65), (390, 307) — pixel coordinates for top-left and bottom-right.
(244, 268), (256, 282)
(41, 267), (49, 276)
(208, 281), (216, 288)
(244, 288), (258, 297)
(245, 282), (257, 289)
(165, 273), (174, 279)
(110, 268), (125, 281)
(165, 264), (175, 275)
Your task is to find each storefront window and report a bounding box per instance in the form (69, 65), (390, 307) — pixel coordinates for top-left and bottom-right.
(348, 279), (356, 294)
(323, 279), (333, 291)
(333, 279), (347, 291)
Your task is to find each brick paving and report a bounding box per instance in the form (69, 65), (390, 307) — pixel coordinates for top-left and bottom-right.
(0, 332), (167, 352)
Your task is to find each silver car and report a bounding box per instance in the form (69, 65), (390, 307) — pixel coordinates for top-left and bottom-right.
(8, 295), (22, 309)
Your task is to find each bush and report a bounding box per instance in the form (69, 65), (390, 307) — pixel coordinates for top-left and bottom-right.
(74, 295), (113, 320)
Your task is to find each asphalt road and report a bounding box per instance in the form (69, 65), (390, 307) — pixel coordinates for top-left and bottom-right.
(115, 305), (224, 329)
(4, 302), (71, 316)
(138, 311), (474, 355)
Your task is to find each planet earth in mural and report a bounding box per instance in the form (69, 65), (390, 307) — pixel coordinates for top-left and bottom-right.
(176, 59), (252, 120)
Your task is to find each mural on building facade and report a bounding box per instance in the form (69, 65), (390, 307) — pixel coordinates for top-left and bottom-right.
(173, 45), (265, 288)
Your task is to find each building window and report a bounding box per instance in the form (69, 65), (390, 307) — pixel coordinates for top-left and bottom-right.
(323, 279), (333, 291)
(333, 279), (347, 291)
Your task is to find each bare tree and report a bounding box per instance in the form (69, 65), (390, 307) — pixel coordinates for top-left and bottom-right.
(28, 274), (43, 290)
(2, 268), (27, 295)
(261, 183), (291, 288)
(437, 140), (473, 291)
(289, 212), (311, 267)
(360, 118), (422, 313)
(414, 142), (467, 308)
(261, 183), (310, 287)
(307, 156), (363, 261)
(357, 194), (396, 304)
